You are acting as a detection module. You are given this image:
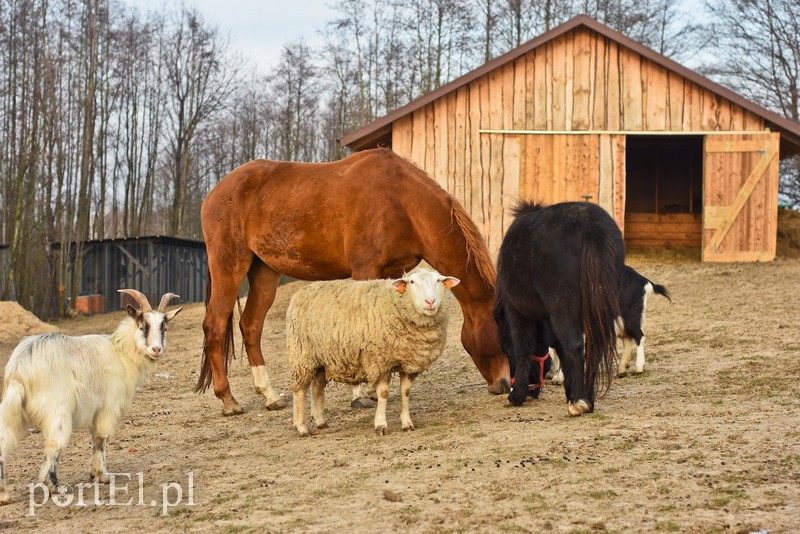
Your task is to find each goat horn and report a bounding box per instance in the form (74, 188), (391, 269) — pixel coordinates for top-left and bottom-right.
(118, 289), (152, 312)
(157, 293), (180, 312)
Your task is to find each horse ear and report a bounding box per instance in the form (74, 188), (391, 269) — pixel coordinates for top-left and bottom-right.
(442, 277), (460, 290)
(392, 279), (408, 294)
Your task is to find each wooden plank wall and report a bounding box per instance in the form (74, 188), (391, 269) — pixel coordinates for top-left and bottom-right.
(391, 27), (767, 258)
(702, 133), (780, 261)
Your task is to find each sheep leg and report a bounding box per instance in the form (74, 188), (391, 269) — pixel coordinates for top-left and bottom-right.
(291, 384), (310, 437)
(399, 372), (417, 431)
(241, 259), (286, 411)
(89, 435), (109, 484)
(310, 371), (328, 430)
(374, 375), (390, 435)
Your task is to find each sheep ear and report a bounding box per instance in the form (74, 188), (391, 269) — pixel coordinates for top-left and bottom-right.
(442, 277), (461, 290)
(165, 307), (183, 322)
(392, 279), (408, 294)
(126, 304), (139, 319)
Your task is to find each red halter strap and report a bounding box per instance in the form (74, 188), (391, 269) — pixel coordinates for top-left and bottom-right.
(509, 352), (551, 390)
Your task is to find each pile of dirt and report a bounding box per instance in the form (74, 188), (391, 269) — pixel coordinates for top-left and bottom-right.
(0, 301), (58, 343)
(777, 206), (800, 258)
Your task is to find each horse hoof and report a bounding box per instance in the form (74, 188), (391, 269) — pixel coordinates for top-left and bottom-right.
(351, 397), (377, 409)
(567, 400), (592, 416)
(265, 398), (286, 411)
(488, 378), (511, 395)
(222, 403), (245, 416)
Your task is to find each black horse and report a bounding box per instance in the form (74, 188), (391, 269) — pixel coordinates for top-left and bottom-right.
(494, 201), (624, 416)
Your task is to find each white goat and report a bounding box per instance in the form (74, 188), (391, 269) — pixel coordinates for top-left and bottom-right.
(0, 289), (181, 504)
(287, 270), (459, 436)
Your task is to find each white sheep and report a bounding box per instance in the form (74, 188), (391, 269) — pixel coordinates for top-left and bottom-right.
(0, 289), (181, 504)
(286, 270), (460, 436)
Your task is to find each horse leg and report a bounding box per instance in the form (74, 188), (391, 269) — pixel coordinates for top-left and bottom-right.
(502, 305), (540, 407)
(240, 259), (285, 411)
(203, 252), (253, 416)
(550, 315), (592, 416)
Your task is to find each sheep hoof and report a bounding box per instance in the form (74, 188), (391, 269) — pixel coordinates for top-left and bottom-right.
(351, 397), (377, 409)
(633, 367), (645, 374)
(567, 400), (592, 416)
(265, 398), (286, 411)
(402, 423), (415, 432)
(316, 421), (328, 430)
(375, 425), (387, 436)
(617, 371), (628, 378)
(0, 492), (10, 506)
(297, 426), (310, 437)
(222, 402), (245, 416)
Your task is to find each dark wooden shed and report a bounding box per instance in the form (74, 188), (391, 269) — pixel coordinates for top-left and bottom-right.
(341, 15), (800, 262)
(60, 236), (207, 315)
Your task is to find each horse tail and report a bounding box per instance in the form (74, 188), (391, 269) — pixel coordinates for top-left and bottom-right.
(195, 268), (238, 393)
(450, 197), (496, 291)
(580, 232), (621, 403)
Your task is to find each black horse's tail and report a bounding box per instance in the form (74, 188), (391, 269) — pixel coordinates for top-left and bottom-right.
(195, 269), (238, 393)
(580, 232), (621, 404)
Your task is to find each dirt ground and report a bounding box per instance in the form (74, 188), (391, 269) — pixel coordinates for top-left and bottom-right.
(0, 251), (798, 533)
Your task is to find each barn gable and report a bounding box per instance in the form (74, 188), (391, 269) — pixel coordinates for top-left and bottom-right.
(341, 15), (800, 262)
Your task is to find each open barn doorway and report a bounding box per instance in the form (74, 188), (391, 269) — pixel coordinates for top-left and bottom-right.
(624, 136), (703, 250)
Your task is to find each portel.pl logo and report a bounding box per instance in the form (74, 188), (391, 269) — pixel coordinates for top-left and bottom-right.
(28, 472), (194, 516)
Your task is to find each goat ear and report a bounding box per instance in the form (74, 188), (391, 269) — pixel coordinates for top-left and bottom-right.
(392, 279), (408, 294)
(126, 304), (139, 319)
(165, 307), (183, 322)
(442, 277), (461, 290)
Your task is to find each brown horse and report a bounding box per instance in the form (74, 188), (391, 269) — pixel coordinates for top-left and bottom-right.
(198, 148), (510, 415)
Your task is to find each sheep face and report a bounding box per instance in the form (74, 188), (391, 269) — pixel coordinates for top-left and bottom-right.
(126, 306), (182, 360)
(392, 271), (460, 316)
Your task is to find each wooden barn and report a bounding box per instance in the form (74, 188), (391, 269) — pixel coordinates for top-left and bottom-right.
(340, 15), (800, 262)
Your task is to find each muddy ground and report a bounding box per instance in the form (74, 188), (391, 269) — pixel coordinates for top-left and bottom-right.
(0, 252), (798, 533)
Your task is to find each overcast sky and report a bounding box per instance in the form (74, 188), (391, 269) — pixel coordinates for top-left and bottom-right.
(126, 0), (337, 72)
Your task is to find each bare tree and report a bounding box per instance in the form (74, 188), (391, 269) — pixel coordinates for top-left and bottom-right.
(161, 6), (238, 236)
(705, 0), (800, 206)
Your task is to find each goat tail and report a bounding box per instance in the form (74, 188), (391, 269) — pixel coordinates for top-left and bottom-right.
(195, 269), (237, 393)
(580, 235), (621, 405)
(651, 282), (672, 303)
(0, 377), (27, 456)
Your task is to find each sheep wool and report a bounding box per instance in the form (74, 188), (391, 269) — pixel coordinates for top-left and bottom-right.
(286, 276), (451, 389)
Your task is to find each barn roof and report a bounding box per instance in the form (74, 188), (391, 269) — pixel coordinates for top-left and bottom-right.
(340, 14), (800, 155)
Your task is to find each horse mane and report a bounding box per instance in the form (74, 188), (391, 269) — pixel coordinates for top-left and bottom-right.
(510, 199), (547, 217)
(450, 197), (497, 291)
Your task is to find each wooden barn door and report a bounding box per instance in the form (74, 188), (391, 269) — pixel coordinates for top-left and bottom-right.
(703, 132), (780, 262)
